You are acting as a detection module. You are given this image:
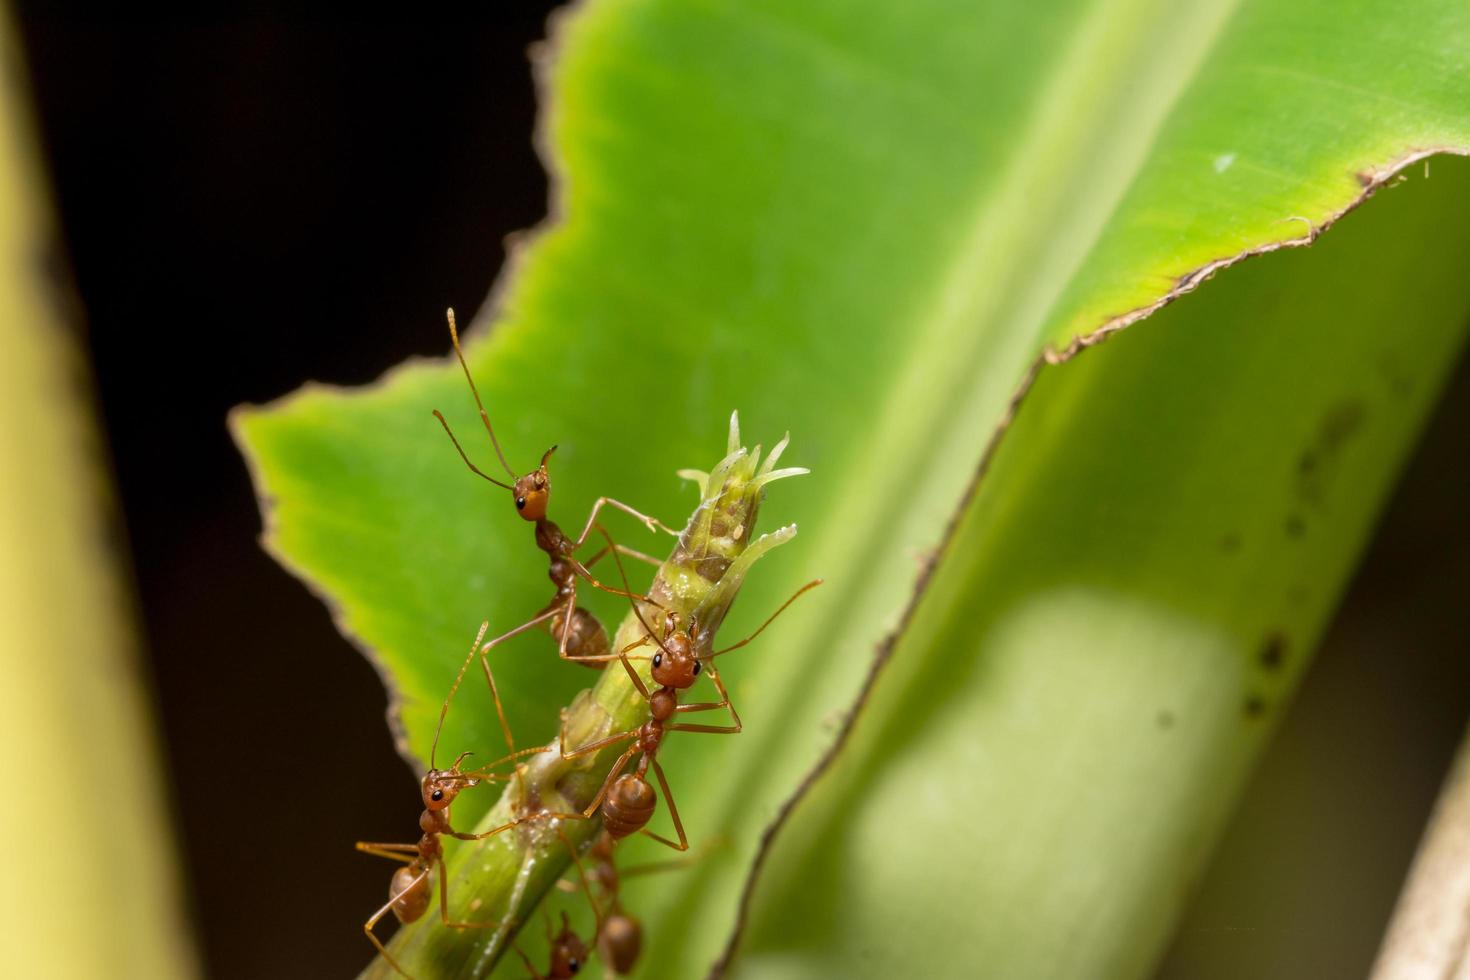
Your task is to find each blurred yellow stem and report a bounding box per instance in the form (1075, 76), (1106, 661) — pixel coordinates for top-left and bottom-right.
(0, 12), (195, 978)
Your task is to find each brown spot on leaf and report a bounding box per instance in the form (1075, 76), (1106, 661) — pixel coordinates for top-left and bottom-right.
(1286, 514), (1306, 538)
(1259, 632), (1287, 671)
(1296, 400), (1366, 510)
(1243, 694), (1267, 719)
(1219, 532), (1242, 554)
(1379, 356), (1414, 398)
(1157, 710), (1176, 730)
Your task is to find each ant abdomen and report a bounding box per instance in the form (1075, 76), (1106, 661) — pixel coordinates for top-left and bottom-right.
(389, 866), (431, 924)
(548, 605), (610, 668)
(599, 913), (642, 975)
(602, 774), (656, 840)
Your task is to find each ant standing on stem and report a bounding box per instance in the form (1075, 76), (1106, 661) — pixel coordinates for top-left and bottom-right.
(555, 579), (823, 850)
(432, 308), (676, 667)
(518, 828), (685, 979)
(355, 621), (550, 978)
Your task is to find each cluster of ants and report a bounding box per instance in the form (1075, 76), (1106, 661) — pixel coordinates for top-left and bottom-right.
(356, 311), (819, 978)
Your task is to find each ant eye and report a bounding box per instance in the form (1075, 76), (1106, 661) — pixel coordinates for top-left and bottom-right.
(693, 660), (702, 676)
(569, 959), (580, 973)
(430, 789), (444, 802)
(515, 497), (526, 509)
(652, 653), (662, 668)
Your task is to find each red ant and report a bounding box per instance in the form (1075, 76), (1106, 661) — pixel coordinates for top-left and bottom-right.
(432, 308), (675, 668)
(518, 829), (685, 978)
(556, 579), (823, 850)
(512, 828), (597, 979)
(514, 908), (592, 980)
(577, 831), (665, 977)
(356, 621), (550, 978)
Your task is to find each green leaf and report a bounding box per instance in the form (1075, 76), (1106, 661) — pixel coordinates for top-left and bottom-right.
(734, 160), (1470, 980)
(232, 0), (1470, 976)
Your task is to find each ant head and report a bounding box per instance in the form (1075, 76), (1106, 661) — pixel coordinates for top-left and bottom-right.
(650, 629), (701, 689)
(512, 445), (556, 521)
(549, 910), (589, 978)
(421, 757), (476, 811)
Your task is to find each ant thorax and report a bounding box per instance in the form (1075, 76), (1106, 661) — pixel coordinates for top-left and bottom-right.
(648, 688), (678, 721)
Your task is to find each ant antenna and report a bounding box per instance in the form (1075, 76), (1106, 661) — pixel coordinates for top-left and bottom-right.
(626, 589), (677, 661)
(431, 621), (491, 769)
(433, 410), (513, 490)
(444, 307), (517, 480)
(711, 579), (823, 657)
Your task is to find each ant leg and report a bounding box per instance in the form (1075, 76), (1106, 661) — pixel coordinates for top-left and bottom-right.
(580, 543), (612, 568)
(478, 613), (564, 758)
(704, 659), (742, 730)
(615, 645), (653, 700)
(559, 709), (638, 760)
(673, 660), (742, 732)
(666, 722), (742, 734)
(638, 758), (689, 852)
(669, 706), (740, 733)
(556, 825), (606, 928)
(445, 803), (575, 842)
(447, 820), (520, 842)
(582, 542), (664, 571)
(554, 528), (660, 664)
(555, 588), (578, 658)
(620, 848), (705, 879)
(570, 523), (660, 605)
(484, 608), (560, 661)
(437, 856), (516, 931)
(620, 633), (656, 656)
(580, 744), (642, 818)
(513, 945), (546, 980)
(617, 543), (665, 568)
(548, 584), (652, 666)
(363, 867), (429, 979)
(356, 842), (418, 863)
(572, 497), (679, 549)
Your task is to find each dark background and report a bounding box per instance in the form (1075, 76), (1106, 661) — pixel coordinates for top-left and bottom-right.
(12, 6), (1470, 979)
(14, 7), (561, 978)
